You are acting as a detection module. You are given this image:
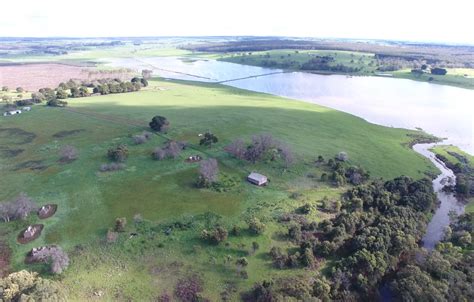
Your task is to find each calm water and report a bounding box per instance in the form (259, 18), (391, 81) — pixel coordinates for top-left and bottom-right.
(103, 56), (474, 155)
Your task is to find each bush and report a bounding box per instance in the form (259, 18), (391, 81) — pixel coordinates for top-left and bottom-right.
(47, 99), (68, 107)
(115, 217), (127, 232)
(99, 163), (126, 172)
(197, 158), (219, 188)
(59, 145), (78, 163)
(336, 151), (349, 162)
(200, 226), (228, 244)
(151, 140), (185, 160)
(174, 275), (203, 302)
(107, 144), (128, 162)
(248, 217), (265, 235)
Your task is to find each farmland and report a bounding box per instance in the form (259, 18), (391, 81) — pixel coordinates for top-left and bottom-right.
(0, 77), (438, 300)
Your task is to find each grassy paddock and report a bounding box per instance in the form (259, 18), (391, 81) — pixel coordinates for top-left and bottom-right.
(0, 78), (437, 299)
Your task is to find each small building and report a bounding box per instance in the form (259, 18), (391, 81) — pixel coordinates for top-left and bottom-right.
(23, 106), (31, 111)
(247, 172), (268, 186)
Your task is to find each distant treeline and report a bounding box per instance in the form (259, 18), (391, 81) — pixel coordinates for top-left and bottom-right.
(15, 77), (148, 107)
(182, 39), (474, 68)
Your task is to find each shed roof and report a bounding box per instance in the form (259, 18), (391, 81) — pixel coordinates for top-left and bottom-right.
(248, 172), (267, 182)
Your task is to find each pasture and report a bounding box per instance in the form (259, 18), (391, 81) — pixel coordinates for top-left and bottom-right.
(0, 78), (437, 299)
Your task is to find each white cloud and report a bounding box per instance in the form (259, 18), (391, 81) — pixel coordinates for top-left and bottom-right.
(0, 0), (473, 44)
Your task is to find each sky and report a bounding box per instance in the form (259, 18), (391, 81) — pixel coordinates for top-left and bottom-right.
(1, 0), (473, 44)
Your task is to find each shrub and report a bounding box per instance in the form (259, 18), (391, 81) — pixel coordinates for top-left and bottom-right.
(200, 226), (228, 244)
(29, 246), (70, 274)
(107, 144), (128, 162)
(99, 163), (126, 172)
(336, 151), (349, 162)
(197, 158), (219, 188)
(115, 217), (127, 232)
(199, 132), (218, 148)
(248, 217), (265, 235)
(174, 275), (203, 302)
(47, 99), (68, 107)
(59, 145), (78, 163)
(152, 140), (185, 160)
(0, 270), (66, 300)
(0, 193), (36, 222)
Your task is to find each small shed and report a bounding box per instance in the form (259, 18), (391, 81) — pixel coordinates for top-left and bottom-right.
(23, 106), (31, 111)
(247, 172), (268, 186)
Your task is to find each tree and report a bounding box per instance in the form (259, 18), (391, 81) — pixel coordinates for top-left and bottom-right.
(142, 69), (153, 80)
(1, 86), (8, 92)
(248, 217), (265, 235)
(29, 246), (70, 274)
(336, 151), (349, 162)
(47, 99), (68, 107)
(199, 132), (218, 148)
(431, 68), (447, 75)
(31, 92), (46, 103)
(224, 139), (246, 159)
(115, 217), (127, 232)
(56, 89), (68, 99)
(16, 87), (24, 93)
(197, 158), (219, 187)
(0, 270), (66, 300)
(107, 144), (128, 162)
(201, 226), (228, 244)
(0, 193), (37, 222)
(174, 275), (203, 302)
(59, 145), (78, 163)
(149, 116), (169, 133)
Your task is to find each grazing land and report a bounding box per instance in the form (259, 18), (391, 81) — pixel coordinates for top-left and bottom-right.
(0, 77), (438, 300)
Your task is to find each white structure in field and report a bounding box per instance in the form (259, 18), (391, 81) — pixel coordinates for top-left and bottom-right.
(247, 172), (268, 186)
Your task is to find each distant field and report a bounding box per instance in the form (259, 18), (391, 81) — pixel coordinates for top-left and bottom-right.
(0, 78), (436, 299)
(393, 69), (474, 90)
(217, 49), (376, 74)
(215, 49), (474, 90)
(0, 63), (133, 91)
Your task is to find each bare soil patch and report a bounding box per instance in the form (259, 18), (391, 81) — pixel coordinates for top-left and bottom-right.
(38, 204), (58, 219)
(52, 129), (86, 139)
(17, 224), (44, 244)
(0, 148), (24, 158)
(13, 160), (48, 171)
(0, 128), (37, 145)
(0, 63), (133, 91)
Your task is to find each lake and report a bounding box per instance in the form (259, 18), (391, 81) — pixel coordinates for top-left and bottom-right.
(103, 56), (474, 155)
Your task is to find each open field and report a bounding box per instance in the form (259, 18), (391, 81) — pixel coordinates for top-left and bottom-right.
(217, 49), (376, 74)
(0, 78), (438, 299)
(0, 63), (134, 92)
(393, 69), (474, 90)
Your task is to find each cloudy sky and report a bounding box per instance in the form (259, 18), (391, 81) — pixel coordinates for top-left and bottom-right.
(1, 0), (473, 44)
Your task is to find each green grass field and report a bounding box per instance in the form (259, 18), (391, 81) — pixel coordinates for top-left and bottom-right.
(215, 49), (474, 90)
(217, 49), (376, 74)
(0, 78), (437, 300)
